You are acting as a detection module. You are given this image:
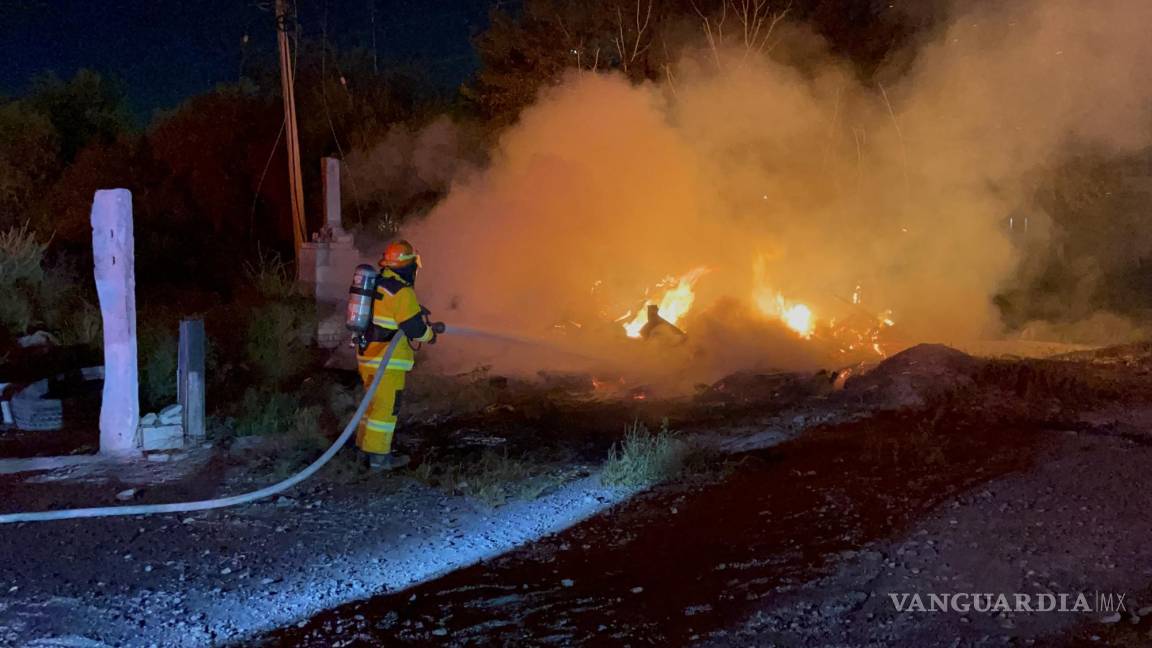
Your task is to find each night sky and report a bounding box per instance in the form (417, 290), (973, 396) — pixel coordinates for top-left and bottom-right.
(0, 0), (495, 123)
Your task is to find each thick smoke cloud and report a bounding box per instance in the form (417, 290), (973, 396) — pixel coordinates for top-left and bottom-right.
(342, 116), (477, 226)
(401, 0), (1152, 380)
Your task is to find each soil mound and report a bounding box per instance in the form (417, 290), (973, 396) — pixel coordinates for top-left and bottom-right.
(843, 343), (981, 408)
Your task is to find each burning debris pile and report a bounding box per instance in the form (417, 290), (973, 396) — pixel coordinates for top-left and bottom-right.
(587, 261), (897, 362)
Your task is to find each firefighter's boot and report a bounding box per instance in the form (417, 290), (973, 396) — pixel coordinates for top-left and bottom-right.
(366, 452), (410, 472)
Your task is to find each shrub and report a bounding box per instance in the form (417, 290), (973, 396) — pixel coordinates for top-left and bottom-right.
(138, 324), (178, 411)
(234, 387), (296, 437)
(56, 298), (102, 346)
(0, 223), (45, 284)
(267, 405), (329, 475)
(0, 226), (102, 345)
(0, 223), (47, 336)
(0, 286), (34, 337)
(244, 299), (315, 384)
(601, 419), (688, 487)
(245, 404), (356, 480)
(290, 405), (324, 440)
(326, 381), (360, 424)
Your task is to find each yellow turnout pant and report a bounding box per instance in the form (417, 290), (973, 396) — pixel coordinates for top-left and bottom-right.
(355, 366), (406, 455)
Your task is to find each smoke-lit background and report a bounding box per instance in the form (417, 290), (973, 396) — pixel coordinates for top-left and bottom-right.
(337, 0), (1152, 381)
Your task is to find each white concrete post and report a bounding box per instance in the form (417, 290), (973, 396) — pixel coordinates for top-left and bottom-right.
(91, 189), (139, 455)
(322, 157), (342, 235)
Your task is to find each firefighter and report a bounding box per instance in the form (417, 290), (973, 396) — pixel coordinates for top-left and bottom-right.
(356, 240), (436, 471)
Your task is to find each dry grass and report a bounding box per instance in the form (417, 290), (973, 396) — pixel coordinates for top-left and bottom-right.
(243, 245), (297, 300)
(0, 223), (46, 284)
(0, 223), (46, 335)
(244, 400), (385, 484)
(601, 419), (688, 487)
(57, 299), (102, 346)
(0, 224), (103, 344)
(403, 365), (508, 419)
(409, 449), (566, 507)
(243, 299), (315, 384)
(234, 388), (297, 437)
(273, 406), (329, 470)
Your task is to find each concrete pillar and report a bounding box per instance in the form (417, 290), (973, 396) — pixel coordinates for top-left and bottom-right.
(91, 189), (139, 455)
(178, 318), (206, 441)
(314, 157), (361, 349)
(322, 157), (345, 236)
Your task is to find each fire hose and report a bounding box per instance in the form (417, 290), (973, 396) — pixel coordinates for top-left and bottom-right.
(0, 335), (404, 525)
(0, 321), (599, 525)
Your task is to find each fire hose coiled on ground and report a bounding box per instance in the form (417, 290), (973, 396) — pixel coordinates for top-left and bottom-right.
(0, 336), (401, 525)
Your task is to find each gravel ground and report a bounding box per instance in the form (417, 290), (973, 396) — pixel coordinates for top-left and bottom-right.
(0, 459), (637, 647)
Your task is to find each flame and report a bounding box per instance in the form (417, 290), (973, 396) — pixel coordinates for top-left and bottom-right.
(753, 257), (816, 338)
(754, 290), (816, 338)
(622, 267), (708, 338)
(781, 303), (815, 338)
(752, 255), (893, 353)
(835, 367), (852, 388)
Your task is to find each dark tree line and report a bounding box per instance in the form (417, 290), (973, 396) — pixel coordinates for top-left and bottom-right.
(467, 0), (933, 126)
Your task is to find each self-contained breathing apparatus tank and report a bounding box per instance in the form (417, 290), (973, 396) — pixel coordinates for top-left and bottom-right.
(346, 264), (378, 336)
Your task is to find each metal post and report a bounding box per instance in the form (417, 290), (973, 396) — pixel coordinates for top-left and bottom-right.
(178, 318), (206, 441)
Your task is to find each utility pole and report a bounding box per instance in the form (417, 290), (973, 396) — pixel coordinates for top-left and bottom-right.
(369, 0), (378, 74)
(276, 0), (307, 271)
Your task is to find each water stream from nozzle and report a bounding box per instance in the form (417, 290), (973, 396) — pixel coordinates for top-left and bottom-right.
(444, 324), (549, 345)
(441, 325), (612, 363)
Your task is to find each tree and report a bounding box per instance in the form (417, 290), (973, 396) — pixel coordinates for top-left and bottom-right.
(0, 101), (59, 230)
(148, 85), (291, 250)
(25, 69), (133, 164)
(468, 0), (678, 126)
(34, 135), (153, 244)
(695, 0), (789, 70)
(465, 0), (939, 127)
